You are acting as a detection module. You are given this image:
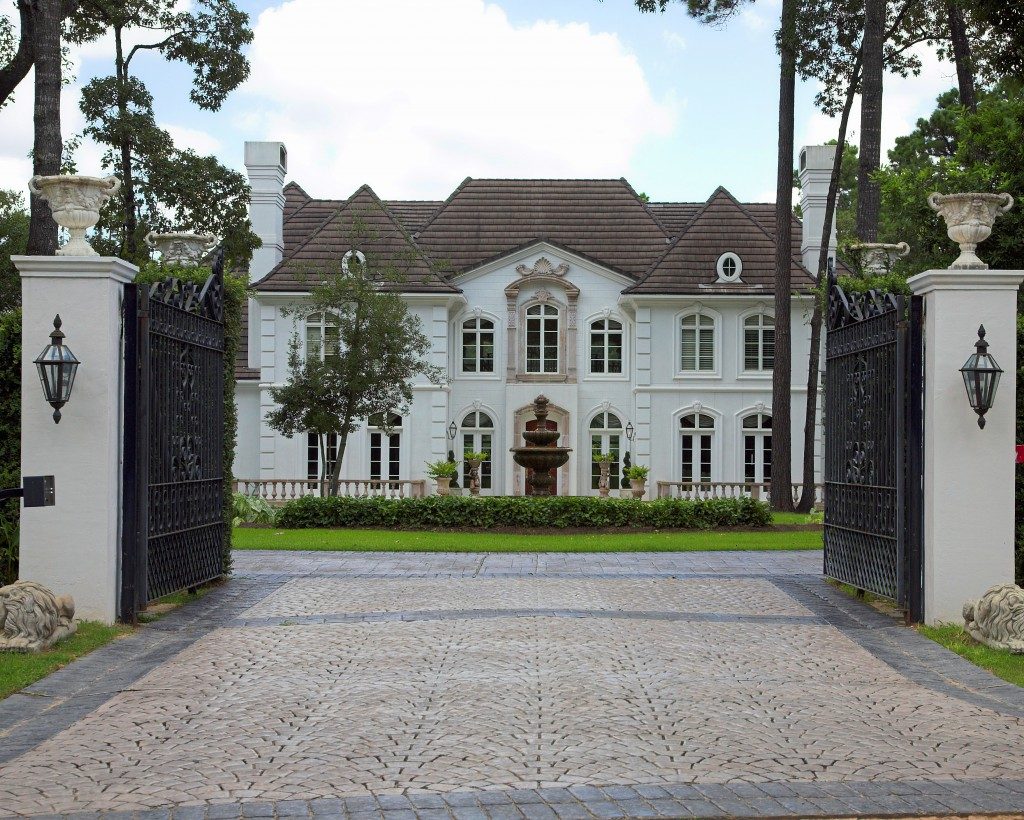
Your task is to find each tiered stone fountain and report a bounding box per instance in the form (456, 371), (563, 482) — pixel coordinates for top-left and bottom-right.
(510, 395), (572, 497)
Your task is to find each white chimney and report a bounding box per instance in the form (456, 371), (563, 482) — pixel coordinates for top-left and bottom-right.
(798, 144), (838, 275)
(245, 141), (287, 284)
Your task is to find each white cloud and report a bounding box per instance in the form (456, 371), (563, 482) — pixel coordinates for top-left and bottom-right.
(163, 124), (221, 156)
(739, 8), (771, 31)
(662, 31), (687, 51)
(240, 0), (676, 199)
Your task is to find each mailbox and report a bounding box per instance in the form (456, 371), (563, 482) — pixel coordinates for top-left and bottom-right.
(20, 476), (55, 507)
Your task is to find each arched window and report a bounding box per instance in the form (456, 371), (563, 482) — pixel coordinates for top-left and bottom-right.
(368, 413), (402, 482)
(462, 317), (495, 374)
(590, 317), (623, 375)
(743, 313), (775, 372)
(525, 304), (559, 373)
(679, 313), (715, 372)
(590, 411), (623, 492)
(460, 410), (494, 491)
(680, 413), (715, 482)
(306, 312), (340, 363)
(742, 412), (772, 484)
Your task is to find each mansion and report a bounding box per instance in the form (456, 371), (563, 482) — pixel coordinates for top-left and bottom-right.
(234, 142), (837, 496)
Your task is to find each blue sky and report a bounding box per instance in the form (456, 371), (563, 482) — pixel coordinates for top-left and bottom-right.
(0, 0), (962, 204)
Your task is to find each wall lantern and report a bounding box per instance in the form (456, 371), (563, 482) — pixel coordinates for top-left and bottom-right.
(447, 421), (457, 441)
(34, 315), (80, 424)
(625, 421), (635, 441)
(960, 325), (1002, 429)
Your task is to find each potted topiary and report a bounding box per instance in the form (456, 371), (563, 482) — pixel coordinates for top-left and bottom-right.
(463, 451), (489, 496)
(594, 451), (615, 498)
(426, 459), (459, 496)
(625, 465), (649, 499)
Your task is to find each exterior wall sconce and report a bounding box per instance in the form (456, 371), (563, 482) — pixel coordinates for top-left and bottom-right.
(34, 315), (80, 424)
(960, 325), (1002, 429)
(625, 421), (635, 442)
(447, 421), (457, 441)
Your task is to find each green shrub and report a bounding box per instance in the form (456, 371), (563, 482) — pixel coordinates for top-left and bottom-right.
(0, 308), (20, 585)
(231, 492), (277, 527)
(425, 459), (458, 479)
(625, 465), (649, 481)
(275, 495), (772, 531)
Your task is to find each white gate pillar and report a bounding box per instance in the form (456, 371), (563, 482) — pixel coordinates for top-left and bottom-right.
(14, 255), (138, 624)
(907, 268), (1024, 624)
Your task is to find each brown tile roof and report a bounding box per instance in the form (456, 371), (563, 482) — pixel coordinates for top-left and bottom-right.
(385, 200), (443, 234)
(256, 185), (459, 294)
(414, 178), (671, 279)
(648, 202), (702, 236)
(625, 187), (816, 295)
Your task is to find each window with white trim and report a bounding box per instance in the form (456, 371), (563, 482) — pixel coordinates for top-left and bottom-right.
(716, 252), (742, 282)
(461, 317), (495, 374)
(525, 304), (559, 374)
(589, 318), (623, 375)
(307, 432), (339, 482)
(368, 413), (402, 482)
(742, 413), (772, 483)
(590, 411), (623, 491)
(305, 312), (340, 363)
(679, 313), (715, 372)
(743, 313), (775, 372)
(460, 410), (494, 491)
(680, 413), (715, 483)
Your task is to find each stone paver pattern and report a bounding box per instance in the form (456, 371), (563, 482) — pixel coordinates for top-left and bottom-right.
(2, 550), (1024, 819)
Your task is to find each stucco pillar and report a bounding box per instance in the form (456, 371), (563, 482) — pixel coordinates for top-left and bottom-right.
(14, 255), (138, 624)
(907, 269), (1023, 624)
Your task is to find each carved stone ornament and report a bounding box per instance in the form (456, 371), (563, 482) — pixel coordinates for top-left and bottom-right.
(928, 192), (1013, 270)
(849, 241), (910, 276)
(963, 583), (1024, 654)
(693, 401), (703, 412)
(0, 581), (77, 653)
(755, 401), (766, 413)
(146, 231), (218, 267)
(535, 289), (552, 303)
(29, 174), (121, 256)
(516, 256), (569, 278)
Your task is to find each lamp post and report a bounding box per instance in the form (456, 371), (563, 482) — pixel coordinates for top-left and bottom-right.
(960, 325), (1003, 429)
(33, 315), (80, 424)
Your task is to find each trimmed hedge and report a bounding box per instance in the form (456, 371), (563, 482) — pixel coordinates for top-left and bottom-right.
(275, 495), (773, 531)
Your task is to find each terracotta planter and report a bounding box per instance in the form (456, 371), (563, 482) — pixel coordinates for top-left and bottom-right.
(146, 231), (218, 266)
(598, 462), (610, 498)
(928, 192), (1013, 269)
(434, 477), (451, 496)
(29, 175), (121, 256)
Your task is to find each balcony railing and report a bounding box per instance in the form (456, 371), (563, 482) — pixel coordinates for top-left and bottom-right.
(655, 481), (824, 508)
(234, 478), (427, 503)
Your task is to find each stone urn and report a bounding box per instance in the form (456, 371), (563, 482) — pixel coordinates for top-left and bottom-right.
(928, 192), (1014, 270)
(631, 478), (647, 500)
(146, 231), (218, 267)
(849, 241), (910, 275)
(467, 460), (482, 496)
(435, 477), (451, 496)
(598, 461), (611, 498)
(29, 174), (121, 257)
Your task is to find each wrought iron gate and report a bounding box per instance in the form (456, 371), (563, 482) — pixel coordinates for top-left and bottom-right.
(824, 272), (924, 621)
(120, 254), (227, 622)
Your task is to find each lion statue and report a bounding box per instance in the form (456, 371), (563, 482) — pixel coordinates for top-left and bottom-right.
(963, 583), (1024, 654)
(0, 581), (77, 652)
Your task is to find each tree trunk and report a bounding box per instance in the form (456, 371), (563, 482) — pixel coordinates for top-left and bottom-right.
(771, 0), (797, 513)
(25, 0), (62, 256)
(113, 27), (139, 261)
(0, 1), (35, 110)
(798, 65), (860, 513)
(946, 0), (976, 112)
(856, 0), (886, 242)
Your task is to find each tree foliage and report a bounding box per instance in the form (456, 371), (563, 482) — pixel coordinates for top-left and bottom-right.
(0, 191), (29, 310)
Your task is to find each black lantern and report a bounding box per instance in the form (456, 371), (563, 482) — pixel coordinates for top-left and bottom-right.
(34, 315), (80, 424)
(960, 325), (1002, 429)
(447, 421), (457, 440)
(625, 421), (635, 442)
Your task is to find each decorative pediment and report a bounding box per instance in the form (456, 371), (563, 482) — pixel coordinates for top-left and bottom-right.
(516, 256), (569, 278)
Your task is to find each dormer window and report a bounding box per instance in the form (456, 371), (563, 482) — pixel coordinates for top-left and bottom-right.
(716, 252), (742, 283)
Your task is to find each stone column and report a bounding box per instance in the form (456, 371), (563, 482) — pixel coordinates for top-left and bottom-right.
(907, 268), (1024, 624)
(14, 256), (138, 624)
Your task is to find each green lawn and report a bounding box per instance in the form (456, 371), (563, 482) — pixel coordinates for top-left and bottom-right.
(918, 624), (1024, 688)
(0, 621), (131, 700)
(233, 526), (823, 552)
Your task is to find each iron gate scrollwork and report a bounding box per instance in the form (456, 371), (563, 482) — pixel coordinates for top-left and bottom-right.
(120, 252), (226, 622)
(824, 269), (924, 621)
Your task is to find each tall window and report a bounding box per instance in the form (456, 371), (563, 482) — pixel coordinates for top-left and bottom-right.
(590, 411), (623, 491)
(462, 317), (495, 374)
(461, 410), (494, 491)
(742, 413), (772, 484)
(368, 413), (402, 482)
(680, 313), (715, 372)
(590, 318), (623, 375)
(306, 312), (340, 362)
(680, 413), (715, 483)
(525, 304), (559, 373)
(743, 313), (775, 372)
(307, 432), (339, 482)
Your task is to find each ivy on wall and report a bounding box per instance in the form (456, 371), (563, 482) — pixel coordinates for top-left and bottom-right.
(0, 309), (20, 585)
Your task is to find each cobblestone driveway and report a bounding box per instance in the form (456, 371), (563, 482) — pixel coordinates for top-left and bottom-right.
(2, 550), (1024, 819)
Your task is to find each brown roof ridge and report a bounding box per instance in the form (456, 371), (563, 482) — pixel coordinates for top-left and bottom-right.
(457, 237), (637, 281)
(284, 180), (311, 200)
(617, 176), (672, 239)
(413, 176), (474, 236)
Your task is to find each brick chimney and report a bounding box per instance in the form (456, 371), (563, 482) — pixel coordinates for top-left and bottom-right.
(245, 141), (287, 284)
(798, 145), (838, 275)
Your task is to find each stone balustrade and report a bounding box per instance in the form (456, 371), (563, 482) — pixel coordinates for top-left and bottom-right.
(235, 478), (427, 502)
(656, 481), (824, 508)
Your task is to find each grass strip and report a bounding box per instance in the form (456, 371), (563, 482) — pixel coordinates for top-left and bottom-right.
(233, 526), (822, 552)
(918, 624), (1024, 688)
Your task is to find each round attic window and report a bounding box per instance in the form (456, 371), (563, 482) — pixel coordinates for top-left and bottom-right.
(342, 249), (366, 275)
(716, 252), (742, 282)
